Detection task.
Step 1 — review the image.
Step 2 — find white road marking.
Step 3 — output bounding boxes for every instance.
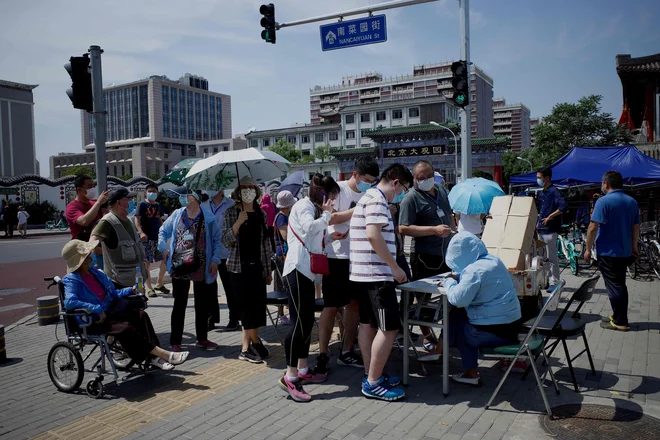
[0,303,32,312]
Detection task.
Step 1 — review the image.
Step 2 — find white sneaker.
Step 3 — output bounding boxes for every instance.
[451,373,481,386]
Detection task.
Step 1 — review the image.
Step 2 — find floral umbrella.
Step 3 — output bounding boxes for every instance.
[161,158,201,185]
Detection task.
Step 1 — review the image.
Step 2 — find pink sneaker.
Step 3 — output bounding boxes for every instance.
[195,340,219,350]
[171,345,181,352]
[278,376,312,402]
[298,370,327,384]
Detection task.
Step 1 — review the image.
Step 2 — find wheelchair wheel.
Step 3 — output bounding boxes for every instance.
[48,342,84,393]
[107,338,135,370]
[86,379,104,399]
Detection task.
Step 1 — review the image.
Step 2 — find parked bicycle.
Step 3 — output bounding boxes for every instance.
[628,221,660,280]
[557,217,594,276]
[45,218,69,231]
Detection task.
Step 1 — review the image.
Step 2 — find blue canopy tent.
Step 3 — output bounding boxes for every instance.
[510,146,660,188]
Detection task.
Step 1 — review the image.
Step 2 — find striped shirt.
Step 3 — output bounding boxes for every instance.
[349,188,396,282]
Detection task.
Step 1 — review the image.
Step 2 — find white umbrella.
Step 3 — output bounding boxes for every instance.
[184,148,291,190]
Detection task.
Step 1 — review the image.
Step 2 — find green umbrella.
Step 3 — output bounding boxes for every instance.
[161,158,201,185]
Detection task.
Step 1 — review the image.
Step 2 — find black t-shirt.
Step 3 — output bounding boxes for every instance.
[239,211,261,264]
[137,201,163,240]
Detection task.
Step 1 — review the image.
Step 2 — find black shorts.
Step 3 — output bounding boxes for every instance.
[322,258,357,308]
[231,262,267,330]
[357,281,401,332]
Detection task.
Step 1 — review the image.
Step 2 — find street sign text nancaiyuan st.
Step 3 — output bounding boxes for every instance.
[320,15,387,51]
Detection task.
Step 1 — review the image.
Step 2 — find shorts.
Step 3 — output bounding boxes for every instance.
[142,240,163,263]
[321,258,357,308]
[357,281,401,332]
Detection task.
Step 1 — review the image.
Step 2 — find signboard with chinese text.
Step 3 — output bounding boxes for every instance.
[320,15,387,51]
[383,145,444,159]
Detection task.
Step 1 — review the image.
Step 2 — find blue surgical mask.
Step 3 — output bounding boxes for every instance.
[179,195,189,207]
[357,180,372,193]
[146,192,158,201]
[205,190,219,199]
[392,190,405,204]
[128,200,135,214]
[537,178,545,187]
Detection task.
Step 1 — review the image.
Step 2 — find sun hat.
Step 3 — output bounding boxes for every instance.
[276,190,297,209]
[62,239,100,273]
[239,176,258,187]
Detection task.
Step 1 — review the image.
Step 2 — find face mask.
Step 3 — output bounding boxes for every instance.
[127,200,135,214]
[416,177,435,192]
[392,190,405,205]
[241,188,257,204]
[205,190,219,199]
[146,192,158,201]
[179,195,189,207]
[537,178,545,187]
[357,180,372,193]
[85,187,97,199]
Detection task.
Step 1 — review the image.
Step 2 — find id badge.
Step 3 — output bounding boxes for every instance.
[183,231,194,242]
[436,207,446,220]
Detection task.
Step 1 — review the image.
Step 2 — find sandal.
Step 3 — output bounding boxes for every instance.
[168,351,190,365]
[451,373,482,386]
[151,357,175,371]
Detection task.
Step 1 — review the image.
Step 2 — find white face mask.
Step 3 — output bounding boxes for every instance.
[416,177,435,192]
[241,188,257,204]
[85,187,97,199]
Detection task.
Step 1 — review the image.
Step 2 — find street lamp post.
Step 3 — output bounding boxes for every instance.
[430,121,459,183]
[516,156,533,173]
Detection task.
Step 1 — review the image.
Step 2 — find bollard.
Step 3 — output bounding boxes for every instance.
[0,325,6,363]
[37,296,60,326]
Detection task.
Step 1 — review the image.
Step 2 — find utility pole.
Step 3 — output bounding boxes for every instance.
[459,0,471,182]
[89,45,107,191]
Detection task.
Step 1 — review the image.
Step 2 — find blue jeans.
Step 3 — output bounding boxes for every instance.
[447,308,518,370]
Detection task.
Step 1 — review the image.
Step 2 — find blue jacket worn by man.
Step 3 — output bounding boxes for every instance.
[537,185,568,233]
[442,232,521,326]
[63,267,134,325]
[157,206,223,284]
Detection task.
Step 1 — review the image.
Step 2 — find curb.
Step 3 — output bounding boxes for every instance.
[2,230,70,239]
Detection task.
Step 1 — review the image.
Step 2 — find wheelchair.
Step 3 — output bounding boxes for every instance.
[45,276,150,398]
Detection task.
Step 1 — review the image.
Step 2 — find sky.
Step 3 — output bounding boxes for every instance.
[1,0,659,176]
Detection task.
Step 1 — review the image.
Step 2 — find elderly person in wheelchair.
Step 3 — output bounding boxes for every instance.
[62,239,190,370]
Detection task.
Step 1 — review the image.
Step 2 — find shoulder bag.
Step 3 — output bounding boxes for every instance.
[289,224,329,276]
[171,216,204,276]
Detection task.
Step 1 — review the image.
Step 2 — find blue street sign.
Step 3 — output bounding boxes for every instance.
[320,15,387,51]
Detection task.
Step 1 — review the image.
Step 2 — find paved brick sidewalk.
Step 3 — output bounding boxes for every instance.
[1,272,659,440]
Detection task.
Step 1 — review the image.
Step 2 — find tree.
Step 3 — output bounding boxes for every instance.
[148,173,162,181]
[119,174,133,181]
[298,155,315,164]
[503,95,632,179]
[314,145,331,163]
[61,166,95,178]
[269,139,301,163]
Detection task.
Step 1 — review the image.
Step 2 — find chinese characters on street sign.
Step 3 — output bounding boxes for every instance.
[384,145,445,158]
[320,15,387,51]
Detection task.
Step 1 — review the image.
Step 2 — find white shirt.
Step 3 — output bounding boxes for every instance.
[282,197,331,281]
[18,211,30,225]
[349,188,396,282]
[457,213,483,235]
[326,180,364,259]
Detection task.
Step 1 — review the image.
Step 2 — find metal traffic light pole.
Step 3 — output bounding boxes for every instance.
[459,0,471,181]
[88,45,107,191]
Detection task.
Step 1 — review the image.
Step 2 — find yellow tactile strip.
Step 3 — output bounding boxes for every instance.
[31,327,323,440]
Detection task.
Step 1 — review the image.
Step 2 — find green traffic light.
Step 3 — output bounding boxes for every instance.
[455,94,465,104]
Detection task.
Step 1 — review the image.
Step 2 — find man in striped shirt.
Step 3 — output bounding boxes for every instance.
[350,163,413,401]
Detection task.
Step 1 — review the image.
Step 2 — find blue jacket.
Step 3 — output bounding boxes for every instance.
[63,268,134,325]
[442,232,521,325]
[158,206,222,284]
[537,185,568,233]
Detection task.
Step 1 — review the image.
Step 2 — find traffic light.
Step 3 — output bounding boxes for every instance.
[450,60,469,108]
[64,55,93,112]
[260,3,276,44]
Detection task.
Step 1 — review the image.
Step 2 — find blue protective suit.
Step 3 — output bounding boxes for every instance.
[442,232,521,325]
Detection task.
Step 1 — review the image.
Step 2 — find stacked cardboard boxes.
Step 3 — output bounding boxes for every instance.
[482,196,539,270]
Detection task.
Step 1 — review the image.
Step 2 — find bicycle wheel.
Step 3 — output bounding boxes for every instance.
[636,242,654,273]
[556,238,570,268]
[45,222,54,231]
[58,222,69,231]
[566,242,578,275]
[648,242,660,279]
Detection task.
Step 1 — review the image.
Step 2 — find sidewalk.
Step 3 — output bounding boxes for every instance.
[0,272,659,440]
[1,227,71,238]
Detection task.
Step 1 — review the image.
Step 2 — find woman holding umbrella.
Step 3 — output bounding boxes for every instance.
[223,176,274,363]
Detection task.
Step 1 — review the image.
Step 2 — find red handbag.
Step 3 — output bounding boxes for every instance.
[289,225,330,276]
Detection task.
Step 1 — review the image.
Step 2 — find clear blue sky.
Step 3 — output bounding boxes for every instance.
[1,0,658,176]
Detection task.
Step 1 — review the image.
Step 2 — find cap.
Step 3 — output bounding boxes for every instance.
[168,186,202,202]
[107,187,136,205]
[276,190,297,209]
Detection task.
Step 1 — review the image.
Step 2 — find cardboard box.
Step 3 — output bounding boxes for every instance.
[487,247,526,271]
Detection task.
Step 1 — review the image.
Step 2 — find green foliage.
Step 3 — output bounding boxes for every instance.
[25,201,58,224]
[157,190,181,214]
[269,139,301,163]
[119,174,133,181]
[148,173,161,181]
[503,95,633,179]
[61,166,95,178]
[314,145,331,163]
[298,155,316,164]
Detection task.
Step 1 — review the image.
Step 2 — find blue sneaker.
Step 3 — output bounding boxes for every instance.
[362,376,405,401]
[547,284,558,293]
[363,373,401,387]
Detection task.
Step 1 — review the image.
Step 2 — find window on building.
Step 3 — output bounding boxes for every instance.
[392,109,403,119]
[329,132,339,141]
[164,153,168,159]
[275,137,282,143]
[250,139,258,148]
[164,164,169,173]
[376,111,387,121]
[315,133,324,142]
[308,172,315,180]
[287,135,297,144]
[324,171,331,177]
[263,138,271,147]
[204,148,208,155]
[361,130,369,137]
[346,130,355,139]
[361,144,371,148]
[301,135,310,143]
[409,107,420,118]
[213,147,219,153]
[345,114,355,124]
[360,113,371,123]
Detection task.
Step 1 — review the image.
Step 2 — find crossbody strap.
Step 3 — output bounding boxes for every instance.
[290,224,325,253]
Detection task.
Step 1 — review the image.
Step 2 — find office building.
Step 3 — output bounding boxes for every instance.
[0,80,38,178]
[310,61,494,138]
[197,135,248,157]
[492,98,531,151]
[530,117,541,148]
[50,74,232,178]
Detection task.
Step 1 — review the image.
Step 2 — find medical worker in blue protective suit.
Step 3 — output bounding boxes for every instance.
[439,232,522,386]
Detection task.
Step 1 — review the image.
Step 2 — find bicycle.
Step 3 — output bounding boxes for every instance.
[629,222,660,280]
[45,218,69,231]
[556,219,594,276]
